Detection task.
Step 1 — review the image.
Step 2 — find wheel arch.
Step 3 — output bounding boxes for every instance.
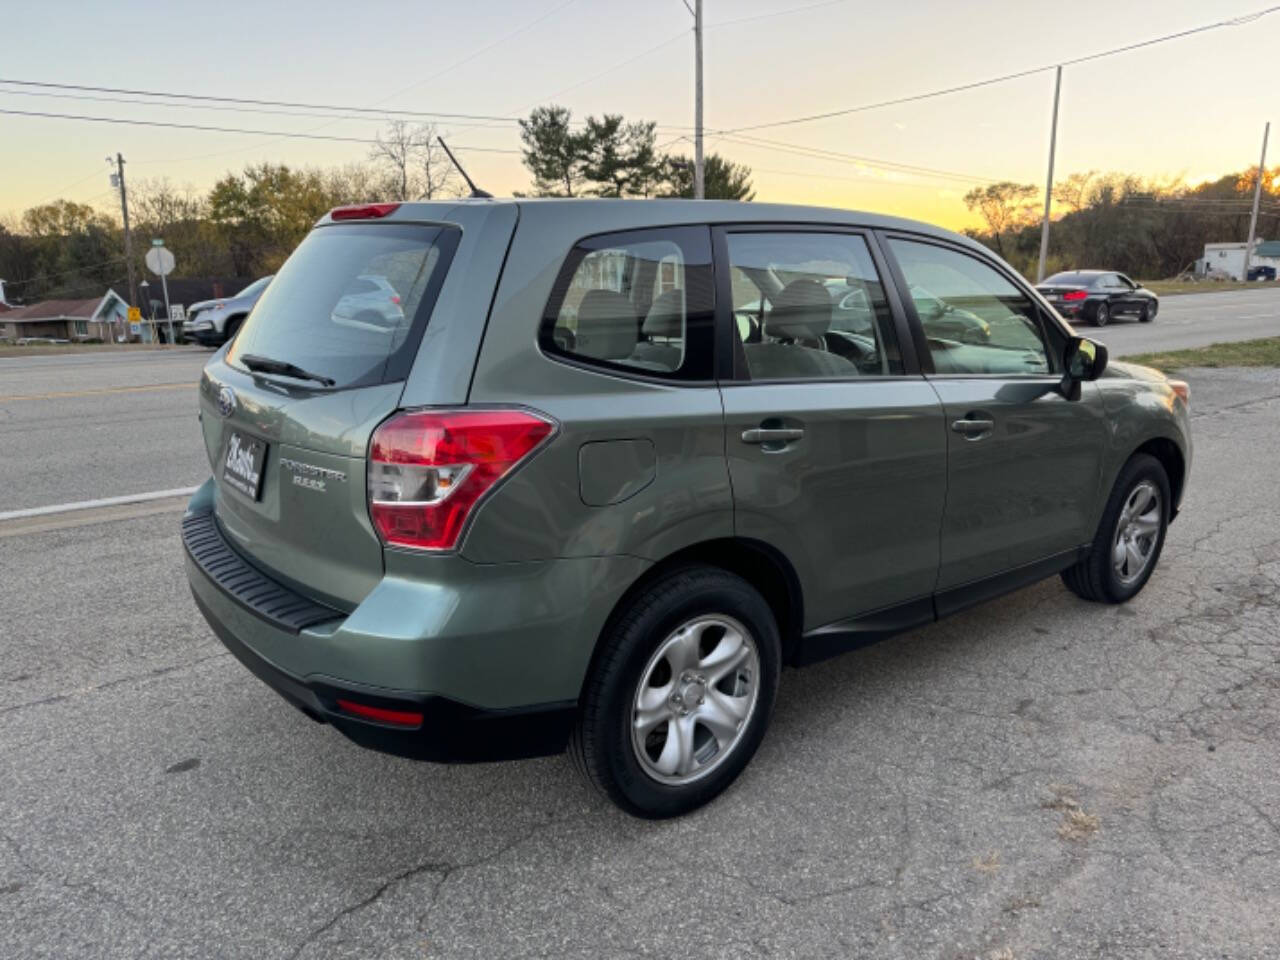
[1132,436,1186,518]
[578,537,805,702]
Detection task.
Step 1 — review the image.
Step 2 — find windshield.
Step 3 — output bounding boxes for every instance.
[235,276,273,299]
[227,223,459,389]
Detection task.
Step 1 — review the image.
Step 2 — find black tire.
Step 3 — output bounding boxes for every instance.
[1061,453,1171,604]
[570,565,781,819]
[1140,301,1156,323]
[1093,302,1110,327]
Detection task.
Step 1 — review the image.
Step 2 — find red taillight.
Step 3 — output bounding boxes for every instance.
[335,699,423,727]
[367,408,556,551]
[330,202,401,221]
[1063,290,1088,301]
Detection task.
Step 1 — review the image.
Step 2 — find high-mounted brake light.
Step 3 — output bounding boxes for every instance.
[368,408,556,551]
[330,202,401,221]
[1063,290,1088,301]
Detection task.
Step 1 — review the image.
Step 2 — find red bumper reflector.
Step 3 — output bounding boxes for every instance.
[335,698,424,727]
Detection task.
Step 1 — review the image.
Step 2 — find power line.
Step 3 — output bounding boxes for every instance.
[509,1,855,120]
[709,0,851,28]
[0,77,518,124]
[713,5,1280,134]
[369,0,581,108]
[0,87,690,137]
[0,88,523,130]
[0,108,521,152]
[27,166,109,209]
[717,133,1004,185]
[509,30,690,117]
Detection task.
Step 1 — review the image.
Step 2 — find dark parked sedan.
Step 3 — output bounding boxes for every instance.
[1037,270,1158,327]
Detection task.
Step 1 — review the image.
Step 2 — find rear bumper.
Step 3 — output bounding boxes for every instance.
[189,586,575,761]
[182,479,647,762]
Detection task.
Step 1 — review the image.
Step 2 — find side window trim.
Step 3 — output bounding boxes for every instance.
[876,230,1061,378]
[710,222,921,383]
[538,224,716,384]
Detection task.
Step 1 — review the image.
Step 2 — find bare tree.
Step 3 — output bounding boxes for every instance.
[369,120,425,200]
[131,178,207,231]
[417,125,462,200]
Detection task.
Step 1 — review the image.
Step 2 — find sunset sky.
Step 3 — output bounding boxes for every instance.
[1,0,1275,231]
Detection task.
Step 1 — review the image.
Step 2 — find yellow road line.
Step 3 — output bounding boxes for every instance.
[0,382,193,402]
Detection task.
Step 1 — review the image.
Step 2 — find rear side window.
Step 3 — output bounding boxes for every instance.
[726,231,904,380]
[228,223,459,389]
[541,226,715,380]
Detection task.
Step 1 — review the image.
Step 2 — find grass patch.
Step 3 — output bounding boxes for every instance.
[1140,280,1276,297]
[1123,337,1280,372]
[1057,808,1101,842]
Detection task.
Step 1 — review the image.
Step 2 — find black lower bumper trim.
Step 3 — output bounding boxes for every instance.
[191,589,576,763]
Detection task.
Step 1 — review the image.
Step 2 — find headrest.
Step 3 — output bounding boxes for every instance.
[764,278,832,341]
[643,289,685,339]
[575,289,638,360]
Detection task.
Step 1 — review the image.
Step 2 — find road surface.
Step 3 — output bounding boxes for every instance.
[1090,286,1280,356]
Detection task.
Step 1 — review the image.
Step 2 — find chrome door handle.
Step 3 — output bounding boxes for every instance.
[950,418,994,436]
[741,427,805,444]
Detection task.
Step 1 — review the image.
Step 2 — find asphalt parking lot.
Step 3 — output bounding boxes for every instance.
[2,301,1279,958]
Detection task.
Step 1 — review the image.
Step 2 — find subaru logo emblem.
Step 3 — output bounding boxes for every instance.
[216,385,236,418]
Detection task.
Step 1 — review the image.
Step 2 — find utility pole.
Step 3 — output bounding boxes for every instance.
[1036,65,1063,283]
[694,0,704,199]
[1242,121,1270,281]
[111,153,138,308]
[686,0,706,199]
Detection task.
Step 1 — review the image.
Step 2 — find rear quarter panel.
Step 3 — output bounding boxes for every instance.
[460,203,734,564]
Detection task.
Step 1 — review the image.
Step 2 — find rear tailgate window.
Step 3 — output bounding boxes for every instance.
[227,222,460,389]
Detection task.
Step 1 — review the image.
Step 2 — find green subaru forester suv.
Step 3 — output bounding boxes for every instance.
[185,199,1191,818]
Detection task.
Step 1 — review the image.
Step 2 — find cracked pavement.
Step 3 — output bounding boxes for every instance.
[2,366,1278,959]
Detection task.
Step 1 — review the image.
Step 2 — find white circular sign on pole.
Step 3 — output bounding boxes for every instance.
[145,246,175,276]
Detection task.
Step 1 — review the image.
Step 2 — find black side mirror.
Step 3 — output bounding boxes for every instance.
[1060,336,1108,401]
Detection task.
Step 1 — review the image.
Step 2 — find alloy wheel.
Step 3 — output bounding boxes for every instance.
[1113,480,1162,585]
[631,615,760,786]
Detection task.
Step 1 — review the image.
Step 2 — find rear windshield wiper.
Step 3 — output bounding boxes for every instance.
[239,353,336,387]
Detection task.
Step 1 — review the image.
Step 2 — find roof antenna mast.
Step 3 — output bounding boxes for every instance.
[437,138,493,199]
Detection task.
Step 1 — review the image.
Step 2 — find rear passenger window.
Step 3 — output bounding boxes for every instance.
[541,227,715,380]
[727,231,903,380]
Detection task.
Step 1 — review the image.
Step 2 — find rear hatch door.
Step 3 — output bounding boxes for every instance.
[198,217,463,609]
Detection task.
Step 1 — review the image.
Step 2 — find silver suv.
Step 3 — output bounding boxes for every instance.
[185,276,272,346]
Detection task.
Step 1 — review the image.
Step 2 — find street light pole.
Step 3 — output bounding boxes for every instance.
[694,0,704,199]
[1242,121,1270,281]
[1036,65,1063,283]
